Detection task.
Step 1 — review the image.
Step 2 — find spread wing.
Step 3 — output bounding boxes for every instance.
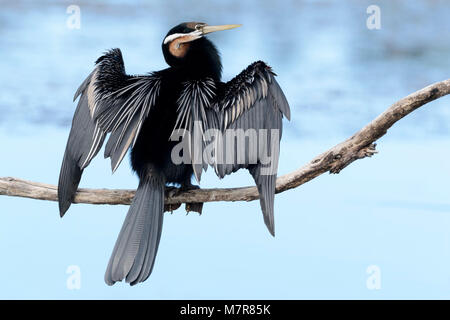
[167,61,289,235]
[212,61,290,235]
[212,61,290,175]
[58,48,161,216]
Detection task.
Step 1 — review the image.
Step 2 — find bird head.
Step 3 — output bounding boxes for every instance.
[162,22,240,74]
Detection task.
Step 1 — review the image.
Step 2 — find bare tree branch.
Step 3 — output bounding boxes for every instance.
[1,79,449,208]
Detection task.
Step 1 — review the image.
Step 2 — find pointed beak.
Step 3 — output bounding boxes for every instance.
[163,24,241,45]
[201,24,241,35]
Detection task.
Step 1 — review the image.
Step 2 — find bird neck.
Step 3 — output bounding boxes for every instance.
[183,56,222,81]
[185,38,222,81]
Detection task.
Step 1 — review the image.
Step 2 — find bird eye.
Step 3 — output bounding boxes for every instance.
[195,24,204,31]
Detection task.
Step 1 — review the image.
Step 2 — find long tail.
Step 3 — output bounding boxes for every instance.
[104,175,165,286]
[249,164,276,237]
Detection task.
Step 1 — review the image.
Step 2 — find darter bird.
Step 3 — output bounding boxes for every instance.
[58,22,290,286]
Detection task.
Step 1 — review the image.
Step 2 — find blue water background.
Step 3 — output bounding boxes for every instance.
[1,0,450,298]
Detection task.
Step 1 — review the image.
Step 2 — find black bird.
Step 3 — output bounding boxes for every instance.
[58,22,290,286]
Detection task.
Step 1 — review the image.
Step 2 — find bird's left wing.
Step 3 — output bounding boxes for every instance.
[58,48,161,215]
[213,61,290,175]
[211,61,290,235]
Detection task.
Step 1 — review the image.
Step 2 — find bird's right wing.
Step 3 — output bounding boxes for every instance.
[58,48,161,216]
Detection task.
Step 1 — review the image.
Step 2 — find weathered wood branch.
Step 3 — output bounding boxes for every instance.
[1,79,449,208]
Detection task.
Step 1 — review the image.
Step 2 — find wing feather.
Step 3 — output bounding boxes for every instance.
[211,61,290,174]
[58,48,161,215]
[210,61,290,235]
[172,78,217,182]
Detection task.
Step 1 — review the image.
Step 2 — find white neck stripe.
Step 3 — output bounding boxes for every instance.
[163,33,185,44]
[163,30,203,44]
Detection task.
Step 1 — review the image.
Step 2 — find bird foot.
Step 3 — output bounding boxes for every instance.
[164,184,203,215]
[181,184,203,215]
[165,183,199,197]
[181,183,200,191]
[165,186,181,198]
[186,202,204,215]
[164,202,181,213]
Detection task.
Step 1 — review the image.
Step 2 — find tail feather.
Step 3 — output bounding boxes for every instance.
[58,152,83,217]
[249,164,276,236]
[105,176,164,286]
[128,187,164,284]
